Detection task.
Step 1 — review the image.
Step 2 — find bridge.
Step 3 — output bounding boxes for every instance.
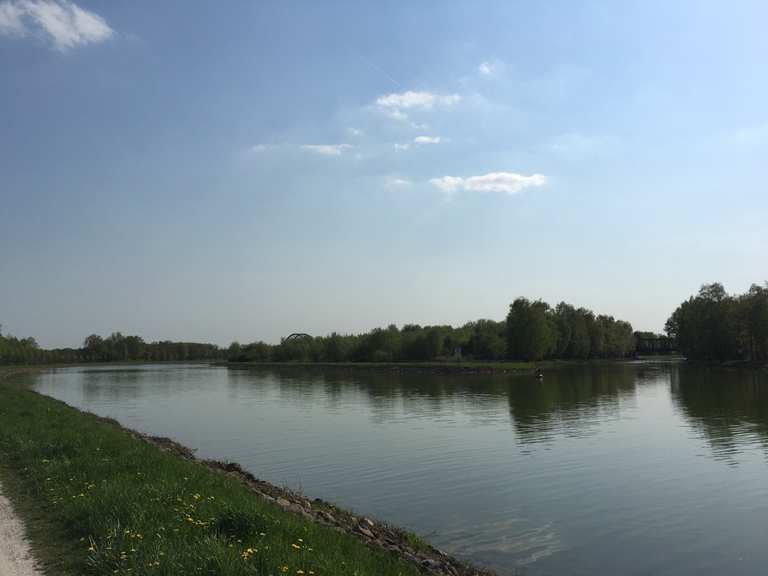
[283,333,312,342]
[635,334,677,354]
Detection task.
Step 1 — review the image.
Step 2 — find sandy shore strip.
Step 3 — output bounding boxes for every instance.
[0,484,41,576]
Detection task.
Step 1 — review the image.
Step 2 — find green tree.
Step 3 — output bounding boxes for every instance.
[506,298,556,361]
[467,320,506,360]
[666,283,738,362]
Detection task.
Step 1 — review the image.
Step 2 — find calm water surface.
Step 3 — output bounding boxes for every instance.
[30,363,768,575]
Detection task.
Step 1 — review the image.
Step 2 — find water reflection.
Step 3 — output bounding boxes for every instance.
[506,365,638,445]
[672,366,768,462]
[28,362,768,576]
[226,365,644,447]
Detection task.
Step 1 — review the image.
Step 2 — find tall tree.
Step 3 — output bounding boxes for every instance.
[506,298,556,361]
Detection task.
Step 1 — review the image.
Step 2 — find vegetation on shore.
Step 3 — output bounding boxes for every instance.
[230,298,638,364]
[666,282,768,363]
[6,282,767,368]
[0,328,225,365]
[0,380,432,576]
[1,297,647,368]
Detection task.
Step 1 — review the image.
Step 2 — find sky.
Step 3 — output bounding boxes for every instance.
[1,0,767,348]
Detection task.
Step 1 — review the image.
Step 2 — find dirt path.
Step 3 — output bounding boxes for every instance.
[0,484,41,576]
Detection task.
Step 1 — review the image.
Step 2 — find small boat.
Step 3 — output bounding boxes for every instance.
[534,369,544,380]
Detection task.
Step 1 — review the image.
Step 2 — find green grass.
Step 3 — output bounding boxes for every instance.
[0,382,422,576]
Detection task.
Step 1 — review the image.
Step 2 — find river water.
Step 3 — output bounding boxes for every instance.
[28,362,768,575]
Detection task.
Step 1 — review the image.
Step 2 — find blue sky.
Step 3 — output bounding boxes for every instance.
[1,1,767,348]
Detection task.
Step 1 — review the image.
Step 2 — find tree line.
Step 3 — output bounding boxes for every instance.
[0,328,224,365]
[229,298,637,363]
[665,282,768,363]
[0,327,44,364]
[7,283,767,367]
[8,291,707,366]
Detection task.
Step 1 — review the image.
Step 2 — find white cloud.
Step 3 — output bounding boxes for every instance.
[385,108,408,121]
[0,2,24,34]
[0,0,112,50]
[301,144,353,156]
[375,91,458,126]
[413,135,441,145]
[248,144,277,153]
[347,127,363,137]
[249,143,357,156]
[476,59,507,79]
[375,90,461,111]
[430,176,465,193]
[377,91,431,109]
[439,94,461,106]
[394,135,441,151]
[385,178,411,189]
[429,172,547,195]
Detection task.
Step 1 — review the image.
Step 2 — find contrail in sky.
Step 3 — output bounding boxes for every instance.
[354,52,402,89]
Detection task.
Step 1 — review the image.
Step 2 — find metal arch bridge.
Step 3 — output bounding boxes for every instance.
[284,333,312,342]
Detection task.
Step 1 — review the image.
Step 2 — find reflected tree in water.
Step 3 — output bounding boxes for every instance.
[671,366,768,460]
[507,366,637,444]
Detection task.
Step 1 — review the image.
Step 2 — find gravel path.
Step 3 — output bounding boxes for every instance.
[0,484,41,576]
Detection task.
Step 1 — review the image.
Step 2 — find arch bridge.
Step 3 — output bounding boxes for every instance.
[284,333,312,342]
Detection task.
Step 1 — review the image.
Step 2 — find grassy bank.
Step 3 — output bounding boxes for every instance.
[0,381,431,576]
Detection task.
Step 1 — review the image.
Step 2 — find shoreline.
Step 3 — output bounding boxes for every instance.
[221,356,686,375]
[0,355,695,379]
[222,360,535,374]
[144,434,490,576]
[0,370,495,576]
